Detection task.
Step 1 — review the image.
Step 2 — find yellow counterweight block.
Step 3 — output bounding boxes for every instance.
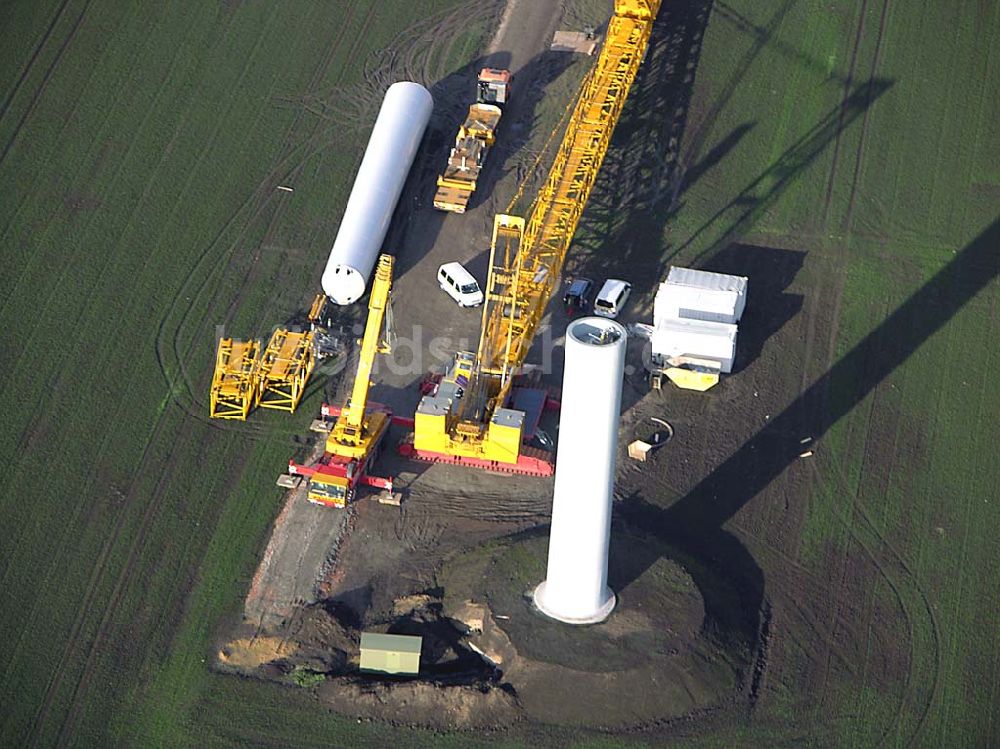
[256,328,316,413]
[209,338,261,420]
[664,367,720,392]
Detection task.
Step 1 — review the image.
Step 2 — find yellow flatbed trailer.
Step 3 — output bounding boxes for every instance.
[434,103,502,213]
[434,69,510,213]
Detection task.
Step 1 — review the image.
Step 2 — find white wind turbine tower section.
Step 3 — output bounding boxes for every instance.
[321,81,433,305]
[534,316,627,624]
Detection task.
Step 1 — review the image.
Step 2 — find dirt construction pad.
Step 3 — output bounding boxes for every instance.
[224,0,781,734]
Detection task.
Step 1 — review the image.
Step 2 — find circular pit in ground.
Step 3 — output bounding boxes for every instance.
[439,524,753,727]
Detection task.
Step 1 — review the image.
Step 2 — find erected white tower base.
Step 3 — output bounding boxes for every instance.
[534,317,627,624]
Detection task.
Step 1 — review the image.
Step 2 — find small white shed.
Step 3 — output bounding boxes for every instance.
[359,632,422,675]
[651,317,739,373]
[654,267,748,326]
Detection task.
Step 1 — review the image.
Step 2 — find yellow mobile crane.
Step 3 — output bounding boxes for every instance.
[288,254,398,507]
[407,0,661,472]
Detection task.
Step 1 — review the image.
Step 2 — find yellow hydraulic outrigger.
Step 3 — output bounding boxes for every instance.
[412,0,661,468]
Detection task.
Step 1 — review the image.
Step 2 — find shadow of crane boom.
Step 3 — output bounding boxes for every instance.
[614,219,1000,697]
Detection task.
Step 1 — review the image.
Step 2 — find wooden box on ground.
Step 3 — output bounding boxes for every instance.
[628,440,654,461]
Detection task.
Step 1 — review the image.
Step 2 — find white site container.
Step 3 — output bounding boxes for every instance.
[533,317,626,624]
[321,81,433,304]
[653,266,748,326]
[651,317,738,373]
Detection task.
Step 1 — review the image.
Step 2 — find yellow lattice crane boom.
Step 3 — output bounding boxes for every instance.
[412,0,661,469]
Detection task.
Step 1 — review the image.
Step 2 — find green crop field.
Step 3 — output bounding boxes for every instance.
[643,0,999,746]
[0,0,494,746]
[1,0,997,747]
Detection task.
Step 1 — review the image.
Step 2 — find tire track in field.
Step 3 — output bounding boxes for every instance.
[812,413,942,748]
[819,0,869,230]
[319,1,503,132]
[825,12,923,745]
[51,413,217,748]
[0,0,74,124]
[49,4,376,743]
[813,105,865,735]
[843,0,892,233]
[0,0,93,170]
[0,5,180,696]
[202,1,383,361]
[23,3,325,743]
[0,0,165,411]
[404,1,504,87]
[409,482,552,525]
[814,5,911,739]
[18,0,327,737]
[23,409,174,749]
[812,0,875,706]
[0,0,144,322]
[214,2,379,330]
[813,392,906,714]
[24,38,257,749]
[20,10,227,744]
[155,2,375,421]
[730,523,860,663]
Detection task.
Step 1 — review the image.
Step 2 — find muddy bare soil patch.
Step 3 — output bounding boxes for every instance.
[437,528,750,729]
[218,513,753,732]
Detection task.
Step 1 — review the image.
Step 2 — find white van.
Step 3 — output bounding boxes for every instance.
[593,278,631,319]
[438,262,484,307]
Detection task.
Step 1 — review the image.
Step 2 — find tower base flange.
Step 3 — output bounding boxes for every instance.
[532,581,616,625]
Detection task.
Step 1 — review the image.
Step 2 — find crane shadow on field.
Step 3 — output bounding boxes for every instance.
[678,77,893,266]
[611,216,1000,703]
[577,72,893,417]
[565,2,890,306]
[564,0,722,292]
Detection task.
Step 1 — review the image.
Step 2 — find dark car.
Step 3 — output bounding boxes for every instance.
[528,428,554,451]
[562,277,594,313]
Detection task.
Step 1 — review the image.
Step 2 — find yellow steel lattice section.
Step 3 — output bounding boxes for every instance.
[209,338,260,420]
[256,328,316,413]
[478,0,661,398]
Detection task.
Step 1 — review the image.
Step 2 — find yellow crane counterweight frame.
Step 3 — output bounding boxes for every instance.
[413,0,661,463]
[209,338,261,420]
[256,328,317,412]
